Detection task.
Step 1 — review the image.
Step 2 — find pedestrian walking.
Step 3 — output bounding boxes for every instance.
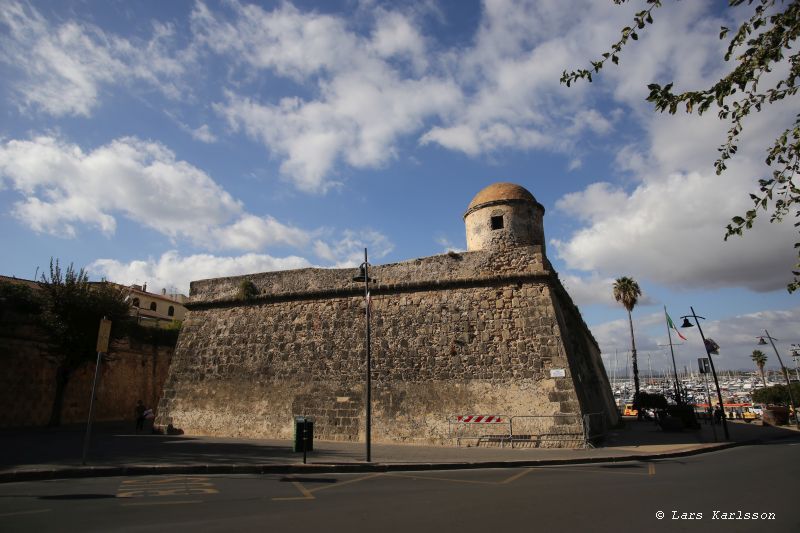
[714,405,723,425]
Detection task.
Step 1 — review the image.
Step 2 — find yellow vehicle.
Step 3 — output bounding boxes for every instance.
[623,404,638,417]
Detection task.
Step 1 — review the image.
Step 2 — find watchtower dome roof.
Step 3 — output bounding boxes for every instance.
[465,182,541,216]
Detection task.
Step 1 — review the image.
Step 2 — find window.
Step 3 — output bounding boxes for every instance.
[132,298,140,308]
[168,306,175,317]
[491,215,504,230]
[149,302,157,312]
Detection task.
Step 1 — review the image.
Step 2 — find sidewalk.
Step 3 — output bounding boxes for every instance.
[1,418,797,483]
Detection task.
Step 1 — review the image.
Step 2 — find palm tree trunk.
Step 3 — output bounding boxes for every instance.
[759,366,767,388]
[627,309,641,420]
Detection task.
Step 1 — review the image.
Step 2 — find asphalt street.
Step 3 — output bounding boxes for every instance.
[1,437,798,533]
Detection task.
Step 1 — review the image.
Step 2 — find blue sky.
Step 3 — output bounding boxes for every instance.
[1,0,798,372]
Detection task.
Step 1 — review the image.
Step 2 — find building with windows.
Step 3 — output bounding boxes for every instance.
[126,284,188,327]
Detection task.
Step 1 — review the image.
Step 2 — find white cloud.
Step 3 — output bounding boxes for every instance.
[312,229,394,268]
[370,9,428,72]
[557,273,617,307]
[435,235,465,254]
[208,214,311,252]
[188,124,217,144]
[0,135,319,254]
[215,74,460,193]
[552,169,797,292]
[0,0,188,117]
[89,250,311,295]
[193,1,461,192]
[0,134,395,266]
[0,136,241,241]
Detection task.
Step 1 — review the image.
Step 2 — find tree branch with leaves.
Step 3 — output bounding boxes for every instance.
[562,0,800,292]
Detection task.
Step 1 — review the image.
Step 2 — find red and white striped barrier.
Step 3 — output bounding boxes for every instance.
[456,415,504,423]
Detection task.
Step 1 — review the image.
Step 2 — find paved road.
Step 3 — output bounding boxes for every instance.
[1,437,798,532]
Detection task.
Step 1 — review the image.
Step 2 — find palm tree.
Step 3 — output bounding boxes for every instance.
[751,349,768,388]
[613,276,642,419]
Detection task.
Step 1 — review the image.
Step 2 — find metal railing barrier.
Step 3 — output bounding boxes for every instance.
[447,415,511,447]
[509,415,586,448]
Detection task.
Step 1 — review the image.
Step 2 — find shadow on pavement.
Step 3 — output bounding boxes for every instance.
[0,421,351,469]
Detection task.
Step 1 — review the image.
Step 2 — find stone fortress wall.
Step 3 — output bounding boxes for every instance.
[156,184,619,445]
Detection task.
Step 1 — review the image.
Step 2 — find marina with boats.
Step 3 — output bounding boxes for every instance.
[608,350,800,420]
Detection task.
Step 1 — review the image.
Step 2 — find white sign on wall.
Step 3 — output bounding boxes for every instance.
[550,368,566,378]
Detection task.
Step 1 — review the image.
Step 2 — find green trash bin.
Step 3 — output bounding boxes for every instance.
[293,416,314,452]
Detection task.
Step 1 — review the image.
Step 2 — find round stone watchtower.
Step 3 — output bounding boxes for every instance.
[464,182,545,252]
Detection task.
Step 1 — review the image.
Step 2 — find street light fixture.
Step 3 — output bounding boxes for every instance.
[756,331,799,428]
[681,307,730,440]
[352,248,375,462]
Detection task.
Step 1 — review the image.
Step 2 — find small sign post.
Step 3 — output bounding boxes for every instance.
[82,317,111,465]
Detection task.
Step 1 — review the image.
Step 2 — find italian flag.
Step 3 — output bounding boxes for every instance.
[666,312,687,341]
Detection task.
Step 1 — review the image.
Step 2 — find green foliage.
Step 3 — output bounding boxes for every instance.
[635,391,668,409]
[237,280,259,300]
[613,276,641,312]
[666,403,700,429]
[0,280,42,315]
[562,0,800,292]
[38,259,130,371]
[752,382,800,405]
[116,320,181,348]
[751,349,768,385]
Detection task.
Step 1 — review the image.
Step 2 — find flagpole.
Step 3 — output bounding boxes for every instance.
[664,306,683,405]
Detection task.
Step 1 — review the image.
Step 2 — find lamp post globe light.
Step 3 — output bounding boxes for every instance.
[756,331,799,429]
[352,248,375,462]
[680,307,730,441]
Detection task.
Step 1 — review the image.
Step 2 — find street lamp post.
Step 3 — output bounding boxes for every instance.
[681,307,729,440]
[790,344,800,383]
[352,248,374,462]
[757,331,799,428]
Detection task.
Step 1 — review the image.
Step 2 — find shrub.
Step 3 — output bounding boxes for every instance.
[237,280,259,300]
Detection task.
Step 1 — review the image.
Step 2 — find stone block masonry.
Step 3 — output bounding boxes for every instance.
[156,246,619,445]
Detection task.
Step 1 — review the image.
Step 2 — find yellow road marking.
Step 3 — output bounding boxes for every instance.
[0,508,51,517]
[535,465,651,476]
[386,472,495,485]
[117,476,218,498]
[272,481,316,501]
[500,468,535,484]
[308,473,383,494]
[121,500,203,507]
[120,476,209,484]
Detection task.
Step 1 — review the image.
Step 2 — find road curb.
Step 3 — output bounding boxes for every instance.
[0,440,754,484]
